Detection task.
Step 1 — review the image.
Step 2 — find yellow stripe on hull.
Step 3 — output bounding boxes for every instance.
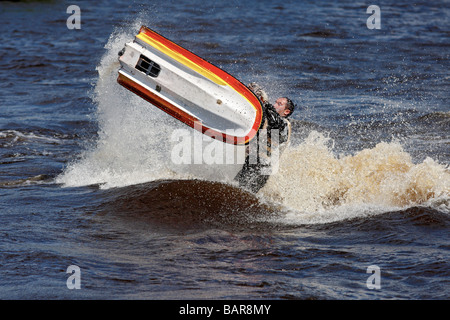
[136,33,228,86]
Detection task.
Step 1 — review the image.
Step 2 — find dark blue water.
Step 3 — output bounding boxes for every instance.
[0,0,449,300]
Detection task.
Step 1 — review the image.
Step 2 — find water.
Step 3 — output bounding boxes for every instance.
[0,0,449,300]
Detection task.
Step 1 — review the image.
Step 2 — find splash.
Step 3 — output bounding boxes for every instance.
[260,131,450,223]
[56,22,178,188]
[56,23,243,189]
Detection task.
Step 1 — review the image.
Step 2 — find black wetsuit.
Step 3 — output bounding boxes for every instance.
[234,103,290,193]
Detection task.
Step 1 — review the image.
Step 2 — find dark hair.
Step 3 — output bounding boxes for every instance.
[284,97,295,118]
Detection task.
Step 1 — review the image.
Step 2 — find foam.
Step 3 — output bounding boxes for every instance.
[260,131,449,224]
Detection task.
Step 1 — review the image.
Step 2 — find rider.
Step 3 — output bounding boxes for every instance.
[234,83,295,193]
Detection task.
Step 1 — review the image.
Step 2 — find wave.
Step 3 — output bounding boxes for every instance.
[94,178,449,230]
[0,174,52,187]
[96,179,279,231]
[260,131,449,224]
[56,24,449,225]
[417,111,450,125]
[0,129,65,147]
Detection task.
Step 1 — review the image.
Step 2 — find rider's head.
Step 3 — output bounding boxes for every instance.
[274,97,295,118]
